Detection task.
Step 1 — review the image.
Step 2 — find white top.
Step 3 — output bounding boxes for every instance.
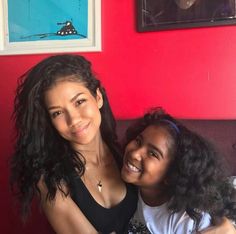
[127,193,211,234]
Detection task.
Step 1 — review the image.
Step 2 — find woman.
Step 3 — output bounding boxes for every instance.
[10,54,137,234]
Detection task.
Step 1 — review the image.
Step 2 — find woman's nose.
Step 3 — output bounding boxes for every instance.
[67,109,81,127]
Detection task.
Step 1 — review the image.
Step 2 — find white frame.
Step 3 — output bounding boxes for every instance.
[0,0,101,55]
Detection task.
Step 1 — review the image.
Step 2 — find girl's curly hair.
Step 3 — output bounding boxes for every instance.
[10,54,121,218]
[125,107,236,230]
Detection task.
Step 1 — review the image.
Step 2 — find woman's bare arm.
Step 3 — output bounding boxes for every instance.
[38,179,99,234]
[200,218,236,234]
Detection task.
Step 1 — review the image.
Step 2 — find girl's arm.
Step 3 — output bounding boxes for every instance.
[200,218,236,234]
[38,179,99,234]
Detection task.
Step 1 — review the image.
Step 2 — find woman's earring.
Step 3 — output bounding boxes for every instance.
[98,101,103,109]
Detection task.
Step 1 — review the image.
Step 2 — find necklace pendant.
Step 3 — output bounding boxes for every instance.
[97,180,102,192]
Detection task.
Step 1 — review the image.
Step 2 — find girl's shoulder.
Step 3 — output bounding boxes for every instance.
[172,211,211,233]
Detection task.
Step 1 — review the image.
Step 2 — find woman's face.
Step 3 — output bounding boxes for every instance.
[121,125,173,188]
[44,80,103,149]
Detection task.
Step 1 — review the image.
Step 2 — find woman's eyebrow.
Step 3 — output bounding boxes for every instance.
[48,105,60,111]
[70,92,83,102]
[47,92,84,110]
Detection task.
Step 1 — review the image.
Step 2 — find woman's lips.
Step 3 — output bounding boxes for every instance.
[72,123,90,136]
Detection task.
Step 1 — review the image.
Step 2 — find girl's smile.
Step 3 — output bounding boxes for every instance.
[124,159,142,173]
[121,125,173,188]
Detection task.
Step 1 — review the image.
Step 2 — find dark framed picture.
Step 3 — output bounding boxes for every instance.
[137,0,236,32]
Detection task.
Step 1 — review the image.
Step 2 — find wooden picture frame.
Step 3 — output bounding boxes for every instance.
[0,0,101,55]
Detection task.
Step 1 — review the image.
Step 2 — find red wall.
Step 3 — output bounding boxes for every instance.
[1,1,236,233]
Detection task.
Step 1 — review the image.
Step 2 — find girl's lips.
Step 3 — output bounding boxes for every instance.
[125,160,142,173]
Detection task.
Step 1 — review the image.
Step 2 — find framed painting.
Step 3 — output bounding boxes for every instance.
[0,0,101,55]
[137,0,236,32]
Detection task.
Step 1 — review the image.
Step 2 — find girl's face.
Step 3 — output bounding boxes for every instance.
[44,80,103,150]
[121,125,173,188]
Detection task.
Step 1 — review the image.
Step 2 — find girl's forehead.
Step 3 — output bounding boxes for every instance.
[141,125,170,144]
[142,125,173,147]
[142,125,168,136]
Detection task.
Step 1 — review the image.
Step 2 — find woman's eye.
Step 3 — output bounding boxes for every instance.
[75,99,86,106]
[51,111,62,119]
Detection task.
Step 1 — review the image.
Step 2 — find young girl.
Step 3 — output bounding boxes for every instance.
[121,107,236,234]
[10,54,137,234]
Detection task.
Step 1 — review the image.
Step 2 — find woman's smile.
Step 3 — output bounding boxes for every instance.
[71,122,90,137]
[44,80,103,147]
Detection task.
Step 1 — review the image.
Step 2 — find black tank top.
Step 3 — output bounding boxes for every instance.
[70,177,137,234]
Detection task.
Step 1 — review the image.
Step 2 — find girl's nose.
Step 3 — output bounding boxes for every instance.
[131,147,144,161]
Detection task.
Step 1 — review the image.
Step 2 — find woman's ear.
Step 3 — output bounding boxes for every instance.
[96,88,103,109]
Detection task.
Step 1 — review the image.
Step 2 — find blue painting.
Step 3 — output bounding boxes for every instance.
[8,0,88,42]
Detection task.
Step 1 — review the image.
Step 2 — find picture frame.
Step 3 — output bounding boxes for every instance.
[0,0,101,55]
[137,0,236,32]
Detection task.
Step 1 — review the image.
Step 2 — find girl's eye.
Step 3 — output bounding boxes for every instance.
[75,99,86,106]
[135,137,141,146]
[149,150,160,160]
[51,111,62,119]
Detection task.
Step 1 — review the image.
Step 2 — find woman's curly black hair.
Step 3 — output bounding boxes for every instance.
[10,54,121,218]
[125,107,236,231]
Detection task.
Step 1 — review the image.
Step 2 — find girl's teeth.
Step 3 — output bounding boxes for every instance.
[127,161,141,172]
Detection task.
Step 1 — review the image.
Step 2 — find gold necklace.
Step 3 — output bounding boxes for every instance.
[97,180,102,192]
[84,164,104,192]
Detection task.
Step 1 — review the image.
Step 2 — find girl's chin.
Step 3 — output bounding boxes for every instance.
[121,169,137,184]
[121,169,130,182]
